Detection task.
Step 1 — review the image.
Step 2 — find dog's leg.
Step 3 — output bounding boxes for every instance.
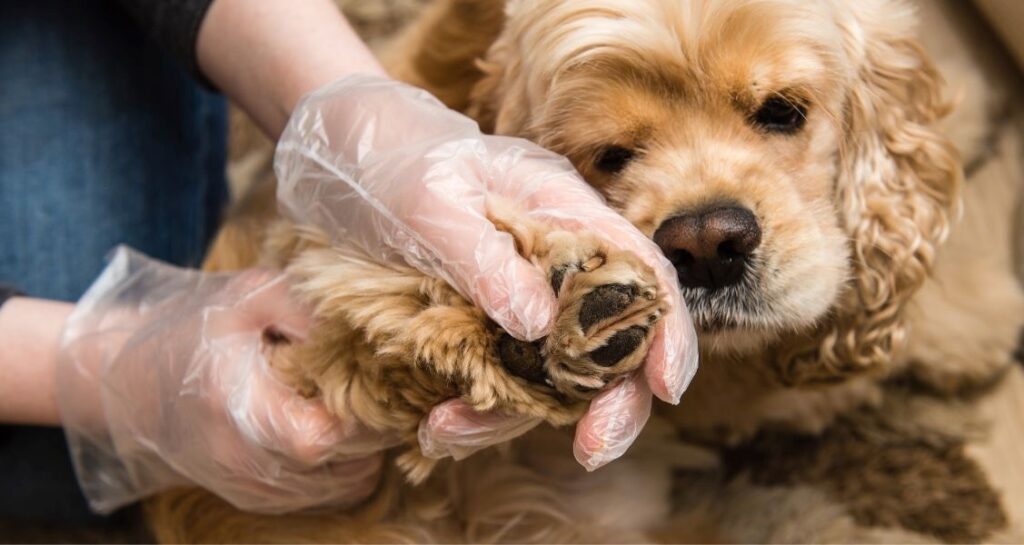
[902,117,1024,393]
[268,206,663,483]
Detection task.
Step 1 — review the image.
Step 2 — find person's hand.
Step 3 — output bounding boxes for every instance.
[275,75,700,470]
[57,247,396,514]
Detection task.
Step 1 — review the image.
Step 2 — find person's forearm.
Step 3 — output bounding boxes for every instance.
[196,0,387,139]
[0,297,74,426]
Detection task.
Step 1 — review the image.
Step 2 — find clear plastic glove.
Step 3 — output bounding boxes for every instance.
[275,75,700,470]
[57,247,395,515]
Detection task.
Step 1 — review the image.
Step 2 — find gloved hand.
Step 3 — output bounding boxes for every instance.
[58,247,398,514]
[275,75,700,470]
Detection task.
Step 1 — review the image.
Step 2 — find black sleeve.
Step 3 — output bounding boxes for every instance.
[114,0,217,85]
[0,283,21,310]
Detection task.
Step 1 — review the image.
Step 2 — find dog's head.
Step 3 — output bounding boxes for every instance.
[461,0,961,383]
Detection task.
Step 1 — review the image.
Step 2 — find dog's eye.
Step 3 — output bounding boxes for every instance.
[595,146,636,174]
[751,97,807,134]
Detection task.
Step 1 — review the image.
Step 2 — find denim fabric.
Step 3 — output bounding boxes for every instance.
[0,0,228,524]
[0,0,228,301]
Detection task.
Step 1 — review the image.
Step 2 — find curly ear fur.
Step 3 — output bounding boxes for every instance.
[777,2,962,384]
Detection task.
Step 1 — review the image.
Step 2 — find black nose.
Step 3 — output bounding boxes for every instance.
[653,206,762,290]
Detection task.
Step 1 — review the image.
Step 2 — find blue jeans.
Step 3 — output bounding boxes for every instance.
[0,0,228,525]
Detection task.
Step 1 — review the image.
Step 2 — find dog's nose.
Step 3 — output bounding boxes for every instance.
[653,206,761,290]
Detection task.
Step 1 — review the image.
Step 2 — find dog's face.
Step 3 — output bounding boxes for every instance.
[471,0,960,380]
[531,1,852,347]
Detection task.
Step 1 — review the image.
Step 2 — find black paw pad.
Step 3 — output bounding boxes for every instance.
[579,284,638,330]
[496,332,548,384]
[589,326,647,366]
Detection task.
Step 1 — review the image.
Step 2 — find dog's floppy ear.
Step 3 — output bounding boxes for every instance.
[779,1,962,384]
[385,0,506,114]
[466,21,523,133]
[467,0,552,136]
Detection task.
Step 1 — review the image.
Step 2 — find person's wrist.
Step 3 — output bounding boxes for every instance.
[275,6,390,122]
[0,296,75,426]
[195,0,390,138]
[279,70,392,133]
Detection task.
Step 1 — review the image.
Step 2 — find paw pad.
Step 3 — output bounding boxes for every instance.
[579,283,640,330]
[589,325,649,366]
[496,332,548,385]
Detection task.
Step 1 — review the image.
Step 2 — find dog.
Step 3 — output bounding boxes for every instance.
[146,0,1024,542]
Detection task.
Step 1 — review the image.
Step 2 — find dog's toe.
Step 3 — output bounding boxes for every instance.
[496,332,549,385]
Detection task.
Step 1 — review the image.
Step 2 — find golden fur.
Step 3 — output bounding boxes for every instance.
[147,0,1024,542]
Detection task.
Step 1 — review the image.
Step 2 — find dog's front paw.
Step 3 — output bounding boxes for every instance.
[495,231,664,400]
[546,240,663,399]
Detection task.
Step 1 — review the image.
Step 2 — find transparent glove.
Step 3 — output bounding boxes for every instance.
[57,247,397,515]
[275,75,700,470]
